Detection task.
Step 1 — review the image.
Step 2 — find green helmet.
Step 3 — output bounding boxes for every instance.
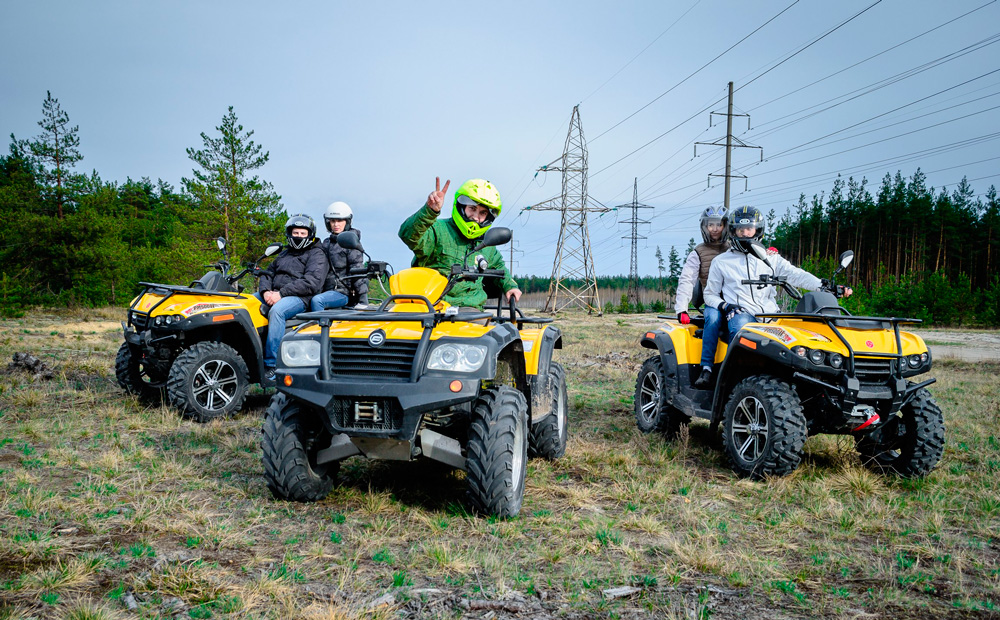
[451,179,502,239]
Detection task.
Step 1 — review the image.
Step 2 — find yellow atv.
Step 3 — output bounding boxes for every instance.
[635,244,944,480]
[117,238,282,421]
[261,228,566,518]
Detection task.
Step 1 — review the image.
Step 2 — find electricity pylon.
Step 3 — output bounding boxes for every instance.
[694,81,763,209]
[617,178,653,307]
[523,105,610,314]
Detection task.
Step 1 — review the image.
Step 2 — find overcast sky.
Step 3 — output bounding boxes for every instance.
[2,0,998,277]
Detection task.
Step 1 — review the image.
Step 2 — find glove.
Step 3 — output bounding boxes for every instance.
[678,311,691,325]
[767,247,779,256]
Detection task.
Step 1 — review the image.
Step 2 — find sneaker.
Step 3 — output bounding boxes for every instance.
[693,367,713,388]
[263,367,276,383]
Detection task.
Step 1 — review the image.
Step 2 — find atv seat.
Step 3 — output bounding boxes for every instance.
[190,271,234,292]
[685,280,707,328]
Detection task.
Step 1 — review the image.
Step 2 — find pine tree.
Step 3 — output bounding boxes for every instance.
[668,246,681,283]
[655,246,665,290]
[27,91,83,218]
[183,106,284,262]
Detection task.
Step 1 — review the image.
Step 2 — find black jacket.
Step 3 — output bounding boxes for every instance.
[258,240,328,306]
[321,228,368,304]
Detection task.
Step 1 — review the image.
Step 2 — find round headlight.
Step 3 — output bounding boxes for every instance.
[440,345,459,366]
[907,354,921,368]
[154,316,163,325]
[792,346,807,358]
[920,352,928,363]
[808,349,825,365]
[464,346,485,367]
[829,353,843,369]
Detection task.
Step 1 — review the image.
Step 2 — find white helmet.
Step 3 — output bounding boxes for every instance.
[323,201,353,232]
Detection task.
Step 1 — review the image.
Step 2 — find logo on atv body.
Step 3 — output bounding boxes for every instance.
[368,329,386,348]
[865,340,874,348]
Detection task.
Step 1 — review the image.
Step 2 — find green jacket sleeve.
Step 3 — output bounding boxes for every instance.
[398,204,441,264]
[485,247,518,292]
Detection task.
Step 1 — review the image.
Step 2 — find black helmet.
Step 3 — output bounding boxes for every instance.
[729,206,764,254]
[699,206,729,244]
[285,213,317,250]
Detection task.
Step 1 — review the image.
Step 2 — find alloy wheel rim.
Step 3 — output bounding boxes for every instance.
[638,371,661,424]
[731,396,769,462]
[191,359,239,411]
[511,414,526,494]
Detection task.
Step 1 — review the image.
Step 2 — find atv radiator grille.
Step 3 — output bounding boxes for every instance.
[330,398,404,431]
[130,312,149,331]
[854,358,894,398]
[329,339,418,380]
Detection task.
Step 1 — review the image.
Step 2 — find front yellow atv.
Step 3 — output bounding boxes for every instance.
[636,247,944,480]
[261,228,565,518]
[117,238,282,421]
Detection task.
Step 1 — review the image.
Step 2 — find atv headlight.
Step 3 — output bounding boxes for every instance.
[280,340,321,367]
[907,354,921,368]
[427,343,488,373]
[828,353,844,369]
[808,349,825,365]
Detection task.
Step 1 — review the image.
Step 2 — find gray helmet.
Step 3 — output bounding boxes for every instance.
[729,206,764,254]
[285,213,317,250]
[699,205,729,244]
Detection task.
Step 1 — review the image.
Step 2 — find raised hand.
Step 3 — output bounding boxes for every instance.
[426,177,451,213]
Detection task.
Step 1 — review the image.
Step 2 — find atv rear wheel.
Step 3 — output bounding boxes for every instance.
[262,393,338,502]
[634,355,689,438]
[855,388,944,477]
[167,342,249,422]
[529,361,568,459]
[114,342,167,404]
[466,386,528,518]
[722,376,807,480]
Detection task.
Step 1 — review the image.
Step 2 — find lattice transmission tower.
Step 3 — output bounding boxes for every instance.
[617,178,653,307]
[524,105,610,314]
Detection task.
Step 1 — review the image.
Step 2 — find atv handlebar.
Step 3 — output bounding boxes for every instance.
[740,274,803,300]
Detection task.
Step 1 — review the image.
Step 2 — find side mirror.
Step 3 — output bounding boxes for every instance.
[839,250,854,269]
[473,227,512,252]
[216,237,227,251]
[264,242,283,257]
[748,240,771,265]
[336,231,361,250]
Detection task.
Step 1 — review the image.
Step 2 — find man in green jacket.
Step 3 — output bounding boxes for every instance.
[399,177,522,309]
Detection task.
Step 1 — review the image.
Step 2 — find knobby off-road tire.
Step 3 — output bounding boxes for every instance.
[167,342,249,422]
[114,342,166,404]
[634,355,690,439]
[855,387,945,477]
[722,375,807,480]
[466,386,529,518]
[261,392,338,502]
[529,361,568,460]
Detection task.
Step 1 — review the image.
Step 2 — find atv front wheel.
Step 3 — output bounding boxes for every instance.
[466,386,529,518]
[261,393,338,502]
[167,342,249,422]
[634,355,689,438]
[114,342,167,404]
[529,361,568,459]
[855,388,944,477]
[722,376,807,479]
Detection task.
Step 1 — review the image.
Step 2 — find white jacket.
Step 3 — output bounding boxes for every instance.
[704,248,822,316]
[674,250,701,313]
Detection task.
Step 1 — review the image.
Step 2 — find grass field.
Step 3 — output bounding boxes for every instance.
[0,308,998,619]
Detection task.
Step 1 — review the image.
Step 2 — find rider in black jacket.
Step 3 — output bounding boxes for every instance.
[256,214,328,377]
[310,201,368,310]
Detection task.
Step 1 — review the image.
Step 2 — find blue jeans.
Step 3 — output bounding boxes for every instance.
[310,290,349,312]
[254,293,306,368]
[726,311,756,344]
[700,306,723,368]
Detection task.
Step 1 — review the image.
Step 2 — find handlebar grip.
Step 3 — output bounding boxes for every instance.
[483,269,506,276]
[349,267,368,275]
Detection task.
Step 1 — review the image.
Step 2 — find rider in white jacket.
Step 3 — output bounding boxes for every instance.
[701,206,836,387]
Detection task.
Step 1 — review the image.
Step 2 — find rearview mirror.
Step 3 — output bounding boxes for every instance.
[748,240,770,265]
[839,250,854,269]
[264,243,283,257]
[216,237,227,251]
[473,227,512,252]
[336,231,361,250]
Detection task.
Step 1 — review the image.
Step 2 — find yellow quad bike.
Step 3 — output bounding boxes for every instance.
[635,244,944,480]
[116,238,283,421]
[261,227,566,518]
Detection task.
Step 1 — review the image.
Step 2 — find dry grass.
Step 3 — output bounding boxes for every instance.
[0,309,997,618]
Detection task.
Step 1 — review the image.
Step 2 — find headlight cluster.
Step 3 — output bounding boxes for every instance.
[906,352,929,368]
[153,314,185,326]
[791,345,843,369]
[281,340,322,367]
[427,343,488,373]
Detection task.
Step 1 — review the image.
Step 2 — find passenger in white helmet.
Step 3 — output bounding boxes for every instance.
[311,201,369,311]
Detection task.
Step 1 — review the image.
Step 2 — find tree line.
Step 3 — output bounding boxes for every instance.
[0,93,286,316]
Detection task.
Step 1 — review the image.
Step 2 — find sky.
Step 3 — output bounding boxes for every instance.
[2,0,998,279]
